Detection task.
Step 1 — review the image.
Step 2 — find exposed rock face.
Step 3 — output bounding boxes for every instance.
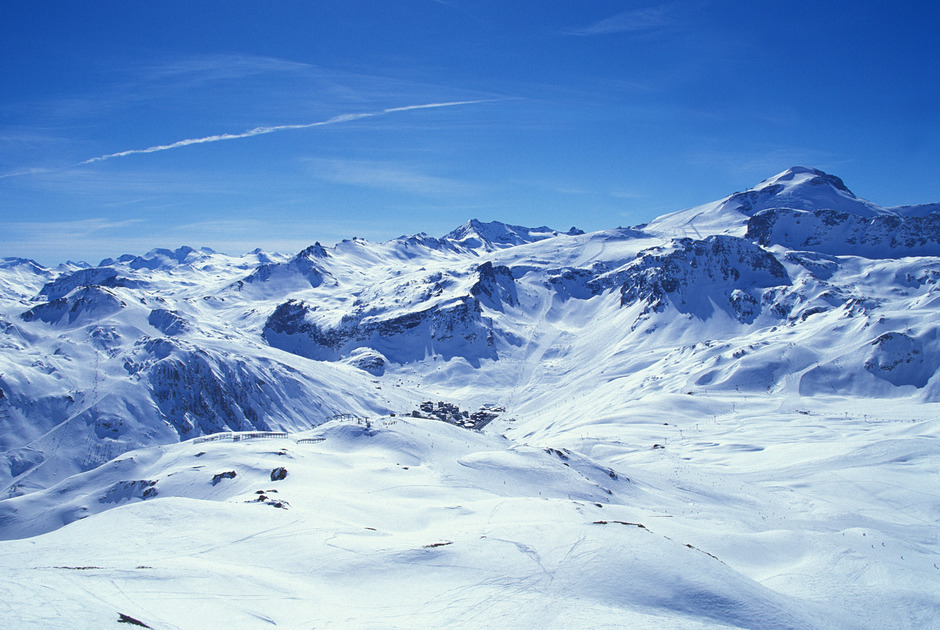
[263,262,519,366]
[864,332,932,388]
[144,347,287,438]
[21,286,126,326]
[470,262,518,311]
[211,470,237,485]
[342,348,388,376]
[148,309,188,336]
[38,268,139,301]
[445,219,581,251]
[263,295,497,365]
[387,233,464,254]
[100,246,208,270]
[619,235,789,323]
[783,251,840,280]
[99,479,157,503]
[546,263,613,300]
[235,243,331,290]
[747,208,940,258]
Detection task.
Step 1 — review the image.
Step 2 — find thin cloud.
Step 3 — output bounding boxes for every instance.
[0,167,55,179]
[2,164,234,196]
[8,217,146,237]
[567,5,676,36]
[146,53,314,81]
[1,218,146,263]
[78,99,499,165]
[308,158,478,197]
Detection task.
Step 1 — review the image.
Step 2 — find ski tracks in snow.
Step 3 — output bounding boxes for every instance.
[506,284,558,412]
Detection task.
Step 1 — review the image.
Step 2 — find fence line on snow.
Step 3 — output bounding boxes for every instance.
[192,431,288,444]
[189,414,395,446]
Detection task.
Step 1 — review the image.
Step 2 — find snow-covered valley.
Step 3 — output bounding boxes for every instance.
[0,167,938,628]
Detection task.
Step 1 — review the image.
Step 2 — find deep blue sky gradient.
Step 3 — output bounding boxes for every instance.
[2,1,938,264]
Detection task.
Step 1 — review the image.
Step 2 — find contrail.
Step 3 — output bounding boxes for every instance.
[78,99,496,165]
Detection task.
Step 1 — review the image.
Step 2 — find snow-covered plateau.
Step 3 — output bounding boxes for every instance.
[0,167,937,628]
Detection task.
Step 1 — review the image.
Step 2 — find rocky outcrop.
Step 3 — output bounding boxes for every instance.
[747,208,940,258]
[546,266,606,300]
[445,219,582,251]
[148,309,188,336]
[21,286,126,327]
[783,251,841,280]
[470,262,518,311]
[619,235,789,323]
[264,294,497,365]
[263,262,518,366]
[545,258,644,301]
[144,347,298,438]
[100,246,208,270]
[234,243,331,291]
[38,267,140,301]
[342,348,388,376]
[864,332,933,388]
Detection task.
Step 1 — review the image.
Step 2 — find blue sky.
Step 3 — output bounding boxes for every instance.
[2,1,938,264]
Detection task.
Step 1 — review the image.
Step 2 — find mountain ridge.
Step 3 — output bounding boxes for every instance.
[1,166,938,627]
[2,166,937,489]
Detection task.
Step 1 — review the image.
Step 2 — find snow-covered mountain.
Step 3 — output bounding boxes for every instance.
[445,218,584,251]
[645,166,893,237]
[1,166,938,628]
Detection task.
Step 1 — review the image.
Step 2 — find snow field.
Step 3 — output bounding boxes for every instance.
[0,417,854,629]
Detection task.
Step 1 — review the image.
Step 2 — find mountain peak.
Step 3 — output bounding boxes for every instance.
[644,167,892,239]
[444,219,573,251]
[738,166,890,218]
[753,166,852,196]
[295,242,329,260]
[0,257,47,273]
[98,246,211,270]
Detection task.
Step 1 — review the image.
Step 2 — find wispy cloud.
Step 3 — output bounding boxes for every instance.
[9,217,146,238]
[308,158,478,196]
[0,166,55,179]
[78,99,499,166]
[145,53,314,82]
[1,163,235,196]
[567,4,676,36]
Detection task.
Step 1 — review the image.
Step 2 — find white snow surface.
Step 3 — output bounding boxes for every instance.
[645,166,892,240]
[0,167,938,628]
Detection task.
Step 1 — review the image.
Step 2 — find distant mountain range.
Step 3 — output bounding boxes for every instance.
[1,166,938,628]
[2,166,939,495]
